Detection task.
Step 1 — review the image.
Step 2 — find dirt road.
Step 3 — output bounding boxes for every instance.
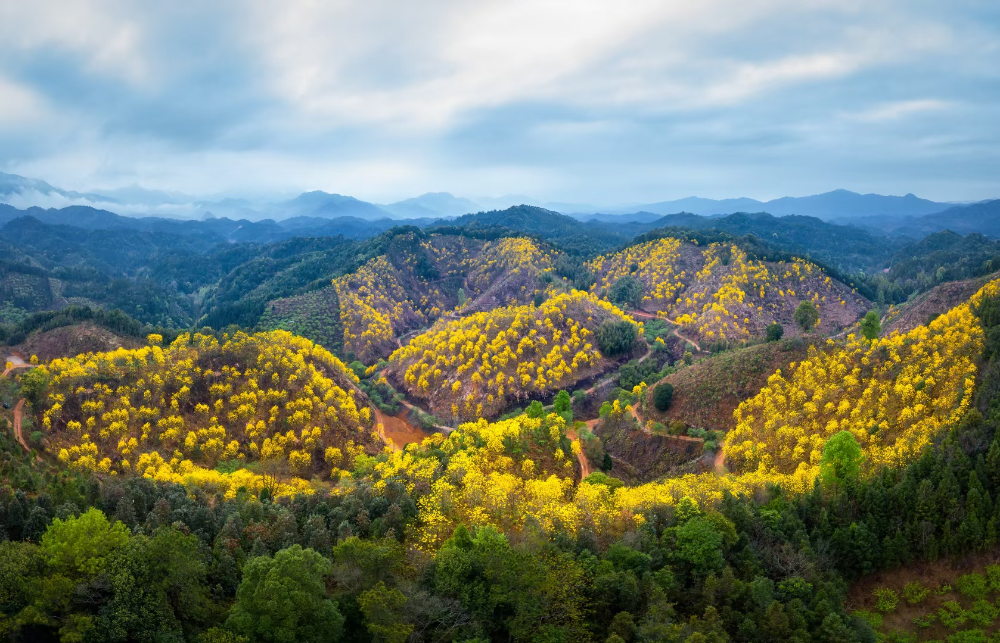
[11,399,39,461]
[566,424,592,481]
[713,447,726,475]
[395,399,454,434]
[2,354,29,377]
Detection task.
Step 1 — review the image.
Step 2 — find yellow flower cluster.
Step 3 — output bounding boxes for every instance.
[41,330,374,496]
[334,235,556,361]
[367,283,994,551]
[387,291,639,420]
[589,238,687,306]
[726,279,990,480]
[590,238,863,342]
[465,237,555,303]
[333,256,414,362]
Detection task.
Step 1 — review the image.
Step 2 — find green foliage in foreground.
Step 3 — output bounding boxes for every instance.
[2,297,1000,640]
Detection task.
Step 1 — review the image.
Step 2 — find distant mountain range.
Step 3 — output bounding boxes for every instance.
[1,171,997,235]
[583,190,955,220]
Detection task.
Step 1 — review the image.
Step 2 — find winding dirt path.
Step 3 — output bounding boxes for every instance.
[11,399,39,461]
[566,425,592,481]
[713,447,726,475]
[657,316,703,352]
[2,354,29,377]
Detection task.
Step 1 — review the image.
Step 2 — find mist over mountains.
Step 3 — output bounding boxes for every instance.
[1,170,997,240]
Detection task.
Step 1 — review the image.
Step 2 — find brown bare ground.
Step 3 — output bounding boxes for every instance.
[643,337,820,433]
[13,322,141,363]
[847,547,1000,640]
[883,272,1000,336]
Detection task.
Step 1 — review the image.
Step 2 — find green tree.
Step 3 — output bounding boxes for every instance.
[794,301,820,332]
[653,383,674,411]
[226,545,344,643]
[765,323,784,342]
[19,367,49,408]
[608,276,643,308]
[673,517,725,577]
[596,321,638,357]
[553,390,572,423]
[95,528,212,641]
[330,536,407,594]
[41,508,129,577]
[358,582,413,643]
[553,390,571,414]
[819,431,865,489]
[860,310,881,341]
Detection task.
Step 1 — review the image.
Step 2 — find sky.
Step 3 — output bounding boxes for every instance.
[0,0,997,206]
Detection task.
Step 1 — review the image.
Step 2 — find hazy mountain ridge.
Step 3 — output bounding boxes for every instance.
[2,170,989,223]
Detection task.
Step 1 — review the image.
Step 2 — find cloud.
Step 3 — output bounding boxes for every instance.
[0,0,996,204]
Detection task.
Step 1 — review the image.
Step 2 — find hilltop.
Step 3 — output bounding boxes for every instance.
[25,330,379,497]
[385,290,642,420]
[590,237,870,345]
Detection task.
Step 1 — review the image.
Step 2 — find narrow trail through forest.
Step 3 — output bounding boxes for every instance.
[11,399,39,461]
[566,425,592,480]
[714,447,726,475]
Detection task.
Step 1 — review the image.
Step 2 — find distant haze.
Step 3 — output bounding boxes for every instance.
[0,170,984,223]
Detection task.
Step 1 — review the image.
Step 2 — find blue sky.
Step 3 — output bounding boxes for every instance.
[0,0,997,206]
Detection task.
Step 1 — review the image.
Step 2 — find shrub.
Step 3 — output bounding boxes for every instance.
[957,573,989,601]
[653,383,674,411]
[765,322,784,342]
[874,587,899,613]
[966,599,999,627]
[986,565,1000,593]
[682,351,693,365]
[937,601,967,629]
[903,581,930,605]
[583,471,624,490]
[794,300,820,332]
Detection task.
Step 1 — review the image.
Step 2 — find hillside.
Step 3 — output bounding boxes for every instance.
[725,283,985,480]
[26,330,379,498]
[882,271,1000,336]
[590,238,870,344]
[385,290,642,420]
[611,189,951,219]
[643,336,819,432]
[333,234,556,361]
[877,199,1000,238]
[13,322,142,363]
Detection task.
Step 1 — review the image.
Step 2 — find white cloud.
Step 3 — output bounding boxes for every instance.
[0,77,47,125]
[847,99,954,122]
[0,0,997,203]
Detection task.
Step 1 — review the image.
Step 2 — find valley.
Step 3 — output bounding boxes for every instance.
[5,201,1000,643]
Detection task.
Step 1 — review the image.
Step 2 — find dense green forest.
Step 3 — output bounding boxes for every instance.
[3,203,998,341]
